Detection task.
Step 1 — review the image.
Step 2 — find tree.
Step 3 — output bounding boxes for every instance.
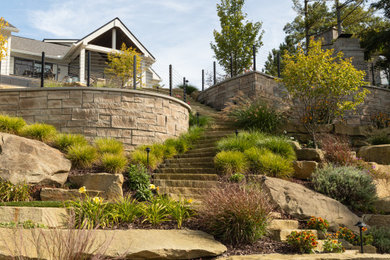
[105,43,145,88]
[0,18,8,61]
[211,0,263,77]
[264,36,297,77]
[280,39,368,146]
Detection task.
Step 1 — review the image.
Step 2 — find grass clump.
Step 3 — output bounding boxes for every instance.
[189,112,212,127]
[54,133,88,152]
[66,144,98,169]
[0,115,26,134]
[214,151,248,175]
[199,184,272,245]
[94,138,124,155]
[256,136,296,161]
[112,196,141,223]
[312,165,377,212]
[131,150,161,170]
[0,179,30,202]
[244,148,294,178]
[20,123,57,142]
[164,138,188,154]
[100,153,128,174]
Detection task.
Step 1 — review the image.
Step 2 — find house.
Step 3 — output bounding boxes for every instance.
[0,17,161,88]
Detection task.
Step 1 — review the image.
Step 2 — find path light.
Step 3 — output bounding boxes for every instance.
[355,221,367,253]
[145,147,151,169]
[196,112,200,126]
[235,129,239,137]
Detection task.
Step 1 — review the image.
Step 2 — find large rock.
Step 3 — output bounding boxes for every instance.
[296,148,324,162]
[40,187,100,201]
[261,176,360,232]
[363,214,390,229]
[69,173,123,201]
[0,133,71,185]
[293,161,318,179]
[0,228,227,259]
[375,196,390,214]
[358,145,390,165]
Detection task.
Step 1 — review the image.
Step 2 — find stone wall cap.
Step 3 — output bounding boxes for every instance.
[0,87,192,111]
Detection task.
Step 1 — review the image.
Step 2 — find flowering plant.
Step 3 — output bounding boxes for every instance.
[323,237,345,253]
[336,226,373,246]
[286,230,318,254]
[307,216,329,233]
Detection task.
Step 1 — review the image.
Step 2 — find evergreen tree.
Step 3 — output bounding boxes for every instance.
[211,0,264,77]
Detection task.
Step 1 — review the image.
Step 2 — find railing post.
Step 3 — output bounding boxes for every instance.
[183,77,187,103]
[87,51,91,87]
[41,52,45,88]
[277,52,281,78]
[230,54,233,78]
[213,61,216,85]
[133,55,137,89]
[201,69,204,91]
[253,45,256,71]
[169,64,172,96]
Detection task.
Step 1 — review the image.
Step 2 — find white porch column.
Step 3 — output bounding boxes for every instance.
[0,33,11,76]
[79,47,86,84]
[112,28,117,49]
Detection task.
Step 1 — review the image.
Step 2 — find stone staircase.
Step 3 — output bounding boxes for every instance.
[147,88,236,201]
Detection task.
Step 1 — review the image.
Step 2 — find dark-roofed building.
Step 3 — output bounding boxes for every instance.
[0,18,161,87]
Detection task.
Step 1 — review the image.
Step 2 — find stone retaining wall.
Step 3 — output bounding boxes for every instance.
[197,71,390,126]
[0,87,190,150]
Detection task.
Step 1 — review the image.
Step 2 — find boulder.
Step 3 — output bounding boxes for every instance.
[375,196,390,214]
[0,228,227,259]
[363,214,390,229]
[372,176,390,199]
[293,161,318,179]
[358,145,390,165]
[261,176,360,232]
[69,173,123,201]
[296,148,324,162]
[0,133,71,186]
[334,124,370,136]
[290,141,302,151]
[40,187,101,201]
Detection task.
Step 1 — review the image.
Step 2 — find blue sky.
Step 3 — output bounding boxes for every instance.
[3,0,296,88]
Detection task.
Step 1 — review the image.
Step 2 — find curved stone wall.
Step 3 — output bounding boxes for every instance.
[0,87,191,150]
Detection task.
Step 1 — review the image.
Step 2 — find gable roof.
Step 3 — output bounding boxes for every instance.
[11,36,70,58]
[77,17,155,60]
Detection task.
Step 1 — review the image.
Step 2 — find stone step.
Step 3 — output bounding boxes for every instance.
[269,229,318,242]
[154,173,219,181]
[165,157,215,163]
[268,219,299,231]
[155,168,216,174]
[194,142,218,149]
[186,147,217,154]
[161,161,215,168]
[177,152,216,158]
[154,179,219,189]
[159,186,211,196]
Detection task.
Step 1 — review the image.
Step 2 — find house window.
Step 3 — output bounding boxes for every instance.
[14,58,53,78]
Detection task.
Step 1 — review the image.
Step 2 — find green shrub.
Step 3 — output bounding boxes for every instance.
[54,133,88,152]
[66,144,98,168]
[256,136,296,161]
[20,123,57,142]
[94,138,124,155]
[100,153,128,174]
[214,151,248,175]
[244,148,293,178]
[112,196,141,223]
[177,84,198,95]
[228,100,282,133]
[199,184,271,245]
[164,138,188,154]
[0,115,26,134]
[312,166,377,212]
[368,134,390,145]
[189,112,212,127]
[217,135,254,152]
[138,143,177,161]
[128,164,152,201]
[0,179,30,202]
[181,126,204,145]
[131,150,161,170]
[370,226,390,253]
[287,230,318,253]
[229,173,245,183]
